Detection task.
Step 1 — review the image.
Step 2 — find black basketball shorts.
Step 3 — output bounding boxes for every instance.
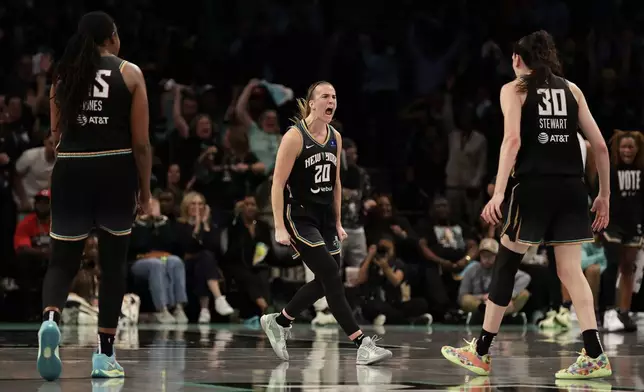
[501,176,593,246]
[284,202,341,258]
[602,224,643,248]
[50,151,138,241]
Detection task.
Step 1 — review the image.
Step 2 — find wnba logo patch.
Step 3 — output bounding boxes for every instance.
[538,132,549,144]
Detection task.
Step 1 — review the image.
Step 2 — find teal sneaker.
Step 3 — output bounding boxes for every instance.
[37,321,62,381]
[91,353,125,378]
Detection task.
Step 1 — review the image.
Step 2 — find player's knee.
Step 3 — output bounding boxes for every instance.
[556,259,581,283]
[488,245,524,306]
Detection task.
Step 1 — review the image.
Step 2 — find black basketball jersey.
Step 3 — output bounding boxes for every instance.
[610,163,644,230]
[285,120,338,206]
[57,56,132,153]
[513,76,582,178]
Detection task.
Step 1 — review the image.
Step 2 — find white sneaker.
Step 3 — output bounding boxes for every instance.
[155,310,176,324]
[356,336,392,365]
[173,308,189,324]
[373,314,386,326]
[311,311,338,326]
[198,308,211,324]
[538,310,559,329]
[260,313,292,361]
[214,296,235,316]
[556,306,572,329]
[604,309,625,332]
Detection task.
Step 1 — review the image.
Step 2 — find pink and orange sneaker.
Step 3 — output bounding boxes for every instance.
[441,339,491,376]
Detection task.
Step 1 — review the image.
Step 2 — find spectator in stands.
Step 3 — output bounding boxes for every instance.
[445,104,487,225]
[172,84,199,140]
[165,163,184,204]
[0,134,17,273]
[458,238,531,324]
[1,95,35,158]
[13,189,51,290]
[417,196,479,318]
[365,194,418,263]
[235,79,281,174]
[219,128,265,209]
[221,195,275,318]
[176,192,235,323]
[13,130,55,212]
[157,189,178,222]
[129,198,189,324]
[340,137,374,269]
[357,237,431,326]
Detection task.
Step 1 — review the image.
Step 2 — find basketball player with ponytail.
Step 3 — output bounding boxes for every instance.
[600,130,644,332]
[261,81,392,365]
[442,30,613,379]
[38,11,151,381]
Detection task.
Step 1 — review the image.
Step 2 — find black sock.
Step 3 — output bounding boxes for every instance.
[582,329,603,358]
[276,312,292,328]
[98,333,115,357]
[476,329,497,356]
[562,301,572,310]
[354,333,365,348]
[43,310,61,325]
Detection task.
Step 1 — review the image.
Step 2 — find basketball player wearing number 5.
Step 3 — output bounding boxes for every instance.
[441,30,612,379]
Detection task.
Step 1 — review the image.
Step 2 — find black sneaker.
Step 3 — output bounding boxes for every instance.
[617,311,638,332]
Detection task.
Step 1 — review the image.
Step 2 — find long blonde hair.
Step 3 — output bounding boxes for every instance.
[178,191,208,224]
[609,129,644,169]
[290,81,332,124]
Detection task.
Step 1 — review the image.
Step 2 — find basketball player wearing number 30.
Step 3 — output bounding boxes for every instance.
[441,30,612,379]
[261,81,392,365]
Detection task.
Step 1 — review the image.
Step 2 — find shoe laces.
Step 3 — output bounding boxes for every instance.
[363,335,384,353]
[280,326,292,340]
[462,338,478,352]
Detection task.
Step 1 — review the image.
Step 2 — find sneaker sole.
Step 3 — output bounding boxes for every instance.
[441,347,489,376]
[37,323,62,381]
[260,315,289,361]
[356,350,392,365]
[91,368,125,378]
[555,368,612,379]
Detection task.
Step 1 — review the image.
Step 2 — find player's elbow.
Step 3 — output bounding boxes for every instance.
[503,134,521,151]
[593,141,609,159]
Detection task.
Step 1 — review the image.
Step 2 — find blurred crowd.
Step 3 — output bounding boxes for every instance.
[1,0,644,330]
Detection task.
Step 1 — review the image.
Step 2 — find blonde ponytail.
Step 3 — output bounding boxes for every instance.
[289,80,332,125]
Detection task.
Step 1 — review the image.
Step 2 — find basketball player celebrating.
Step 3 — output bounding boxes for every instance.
[441,30,612,379]
[601,130,644,332]
[37,11,151,381]
[261,81,392,365]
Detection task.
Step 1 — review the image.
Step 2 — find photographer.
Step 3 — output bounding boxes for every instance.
[129,198,189,324]
[356,238,431,326]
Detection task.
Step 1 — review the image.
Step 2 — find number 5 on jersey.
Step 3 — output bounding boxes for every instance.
[538,88,567,116]
[314,164,331,183]
[91,70,111,98]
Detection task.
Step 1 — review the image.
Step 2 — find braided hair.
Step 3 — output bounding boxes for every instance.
[513,30,562,93]
[53,11,116,131]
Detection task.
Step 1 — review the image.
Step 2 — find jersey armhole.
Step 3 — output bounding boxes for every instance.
[288,125,304,158]
[118,60,128,74]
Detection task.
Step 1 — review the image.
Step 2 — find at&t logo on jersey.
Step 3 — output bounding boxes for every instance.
[537,132,569,144]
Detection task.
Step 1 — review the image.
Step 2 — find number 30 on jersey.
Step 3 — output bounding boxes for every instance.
[537,88,567,116]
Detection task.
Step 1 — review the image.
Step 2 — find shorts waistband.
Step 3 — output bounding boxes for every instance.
[56,148,132,159]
